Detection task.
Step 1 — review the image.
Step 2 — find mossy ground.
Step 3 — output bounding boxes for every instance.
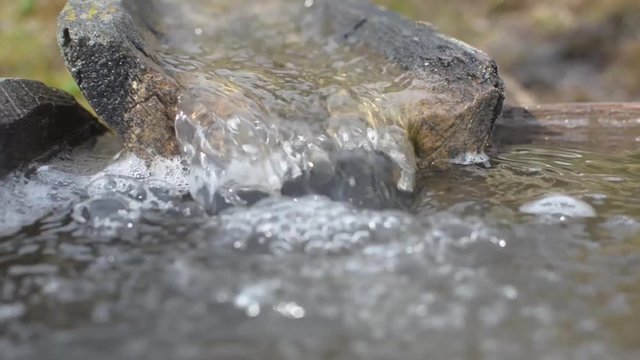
[1,0,639,104]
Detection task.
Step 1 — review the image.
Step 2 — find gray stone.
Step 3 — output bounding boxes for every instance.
[319,0,504,167]
[58,0,504,166]
[57,0,181,157]
[0,78,104,176]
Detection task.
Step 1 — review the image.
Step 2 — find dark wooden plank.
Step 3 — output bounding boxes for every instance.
[494,103,640,154]
[0,78,104,176]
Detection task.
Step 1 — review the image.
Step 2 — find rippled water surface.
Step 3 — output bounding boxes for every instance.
[2,0,640,358]
[160,0,441,209]
[0,125,638,360]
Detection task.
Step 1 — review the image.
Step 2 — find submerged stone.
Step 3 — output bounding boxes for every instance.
[58,0,503,162]
[0,78,103,176]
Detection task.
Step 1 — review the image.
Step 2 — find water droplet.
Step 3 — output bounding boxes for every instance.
[275,302,306,319]
[246,304,261,317]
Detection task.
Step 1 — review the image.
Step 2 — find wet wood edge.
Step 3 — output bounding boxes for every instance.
[493,102,640,153]
[0,78,106,177]
[500,102,640,127]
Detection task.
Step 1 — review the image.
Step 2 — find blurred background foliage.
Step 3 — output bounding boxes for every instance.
[1,0,639,106]
[0,0,81,97]
[378,0,640,104]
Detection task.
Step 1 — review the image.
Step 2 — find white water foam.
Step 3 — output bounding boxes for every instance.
[0,136,190,237]
[449,151,491,166]
[520,194,597,218]
[175,96,417,211]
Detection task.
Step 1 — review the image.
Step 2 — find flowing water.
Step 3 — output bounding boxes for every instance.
[1,126,639,360]
[0,128,639,360]
[160,0,442,209]
[2,0,640,358]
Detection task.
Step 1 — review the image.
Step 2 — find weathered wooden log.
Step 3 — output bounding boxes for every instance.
[0,78,104,176]
[494,103,640,153]
[58,0,504,166]
[501,103,640,124]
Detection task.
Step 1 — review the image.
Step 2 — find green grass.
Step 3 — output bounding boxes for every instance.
[19,0,36,16]
[0,0,87,107]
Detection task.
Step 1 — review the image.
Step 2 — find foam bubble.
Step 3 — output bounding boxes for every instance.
[519,194,597,218]
[449,152,491,166]
[0,137,190,237]
[0,303,25,322]
[0,171,81,237]
[208,195,417,255]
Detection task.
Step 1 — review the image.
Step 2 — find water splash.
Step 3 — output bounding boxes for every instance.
[0,135,191,237]
[1,128,640,360]
[167,0,418,211]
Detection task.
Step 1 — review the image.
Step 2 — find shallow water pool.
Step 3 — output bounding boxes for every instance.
[2,0,640,358]
[0,117,639,360]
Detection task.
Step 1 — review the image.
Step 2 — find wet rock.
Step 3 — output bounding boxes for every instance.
[319,0,504,167]
[281,149,410,210]
[58,0,503,166]
[0,78,103,176]
[57,0,180,157]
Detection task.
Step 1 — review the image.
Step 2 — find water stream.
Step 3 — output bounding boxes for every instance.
[1,128,639,359]
[1,0,640,358]
[162,0,433,209]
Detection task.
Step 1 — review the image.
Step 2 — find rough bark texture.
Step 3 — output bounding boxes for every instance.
[58,0,504,164]
[0,78,103,176]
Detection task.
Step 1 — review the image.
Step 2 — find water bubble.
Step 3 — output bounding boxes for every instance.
[450,152,490,165]
[0,303,25,322]
[275,301,306,319]
[72,197,129,224]
[214,196,415,255]
[604,176,624,183]
[8,264,58,276]
[520,194,596,218]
